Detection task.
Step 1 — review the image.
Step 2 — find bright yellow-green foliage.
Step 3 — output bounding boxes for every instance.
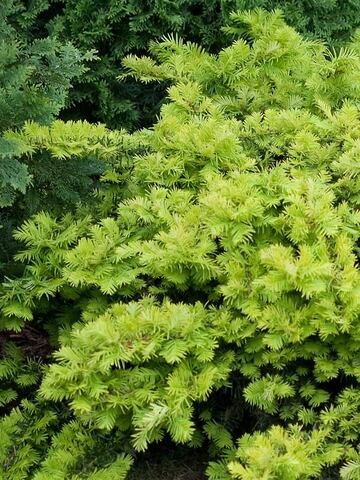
[3,10,360,480]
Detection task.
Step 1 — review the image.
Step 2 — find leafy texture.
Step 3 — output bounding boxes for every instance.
[0,0,91,273]
[234,0,360,47]
[3,9,360,480]
[6,0,360,130]
[0,120,136,275]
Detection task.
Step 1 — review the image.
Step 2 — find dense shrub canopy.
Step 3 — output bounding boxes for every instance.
[2,0,360,262]
[2,10,360,479]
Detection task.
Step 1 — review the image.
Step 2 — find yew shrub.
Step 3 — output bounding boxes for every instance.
[2,10,360,479]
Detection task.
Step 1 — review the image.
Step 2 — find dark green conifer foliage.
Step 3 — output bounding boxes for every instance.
[46,0,360,129]
[4,9,360,480]
[46,0,231,129]
[0,0,90,263]
[235,0,360,47]
[0,28,85,208]
[5,0,360,130]
[5,0,360,132]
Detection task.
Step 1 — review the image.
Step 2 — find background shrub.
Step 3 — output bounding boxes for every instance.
[5,0,360,131]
